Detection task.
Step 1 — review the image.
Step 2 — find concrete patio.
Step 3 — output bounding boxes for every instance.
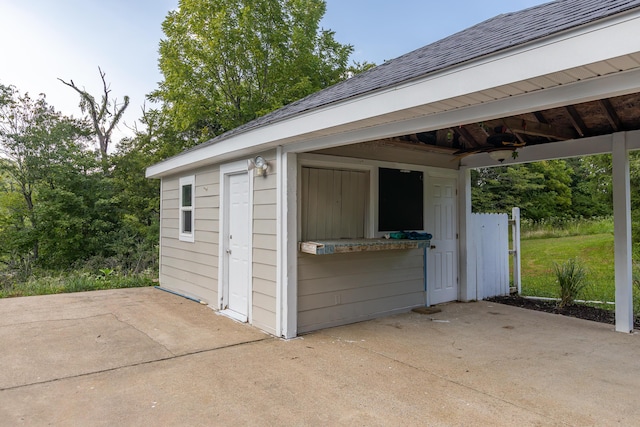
[0,287,638,426]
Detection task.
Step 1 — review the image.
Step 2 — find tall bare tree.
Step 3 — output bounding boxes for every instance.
[59,67,129,162]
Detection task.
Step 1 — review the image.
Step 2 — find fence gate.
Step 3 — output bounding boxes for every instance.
[472,213,510,299]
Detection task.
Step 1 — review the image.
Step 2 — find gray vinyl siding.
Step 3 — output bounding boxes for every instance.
[251,152,278,334]
[158,152,277,336]
[297,249,425,333]
[159,167,219,305]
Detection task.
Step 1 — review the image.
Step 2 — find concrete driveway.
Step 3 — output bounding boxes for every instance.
[0,287,639,426]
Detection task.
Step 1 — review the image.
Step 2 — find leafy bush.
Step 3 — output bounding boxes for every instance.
[554,258,589,308]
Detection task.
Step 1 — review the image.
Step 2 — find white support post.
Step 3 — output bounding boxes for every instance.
[511,207,522,295]
[277,147,298,339]
[458,168,477,301]
[612,132,634,333]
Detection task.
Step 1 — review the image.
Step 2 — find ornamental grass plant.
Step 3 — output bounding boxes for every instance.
[554,258,589,308]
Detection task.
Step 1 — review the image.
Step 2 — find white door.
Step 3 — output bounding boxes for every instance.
[225,172,250,321]
[427,177,458,305]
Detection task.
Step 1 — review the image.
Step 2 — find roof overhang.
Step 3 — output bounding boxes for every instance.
[146,8,640,178]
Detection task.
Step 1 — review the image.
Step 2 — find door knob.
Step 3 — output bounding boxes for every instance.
[226,249,232,254]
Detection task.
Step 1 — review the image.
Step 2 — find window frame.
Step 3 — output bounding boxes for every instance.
[179,175,195,243]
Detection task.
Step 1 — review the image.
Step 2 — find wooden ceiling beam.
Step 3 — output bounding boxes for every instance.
[533,112,549,124]
[565,105,588,137]
[599,99,623,132]
[532,111,553,142]
[487,117,576,140]
[453,126,480,148]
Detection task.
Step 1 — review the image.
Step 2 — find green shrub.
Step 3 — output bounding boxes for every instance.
[554,258,589,308]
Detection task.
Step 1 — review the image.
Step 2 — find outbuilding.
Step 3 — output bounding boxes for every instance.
[147,0,640,338]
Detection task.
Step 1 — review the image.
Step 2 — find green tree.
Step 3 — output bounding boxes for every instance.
[628,152,640,244]
[472,157,600,221]
[345,61,377,77]
[0,87,87,261]
[524,160,573,221]
[151,0,353,142]
[0,85,127,270]
[472,164,545,215]
[565,156,611,218]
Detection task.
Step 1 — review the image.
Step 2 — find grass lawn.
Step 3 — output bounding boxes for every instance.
[520,233,616,303]
[0,271,155,298]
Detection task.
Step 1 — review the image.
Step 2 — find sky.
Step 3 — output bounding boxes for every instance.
[0,0,547,143]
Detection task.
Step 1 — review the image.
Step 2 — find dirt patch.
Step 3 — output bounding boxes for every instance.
[486,294,640,329]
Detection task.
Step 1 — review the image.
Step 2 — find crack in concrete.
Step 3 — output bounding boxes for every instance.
[109,312,176,357]
[0,336,273,392]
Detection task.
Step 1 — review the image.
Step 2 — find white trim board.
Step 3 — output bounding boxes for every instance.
[276,149,298,339]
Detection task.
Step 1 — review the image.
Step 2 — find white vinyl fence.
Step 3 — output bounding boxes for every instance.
[472,212,510,299]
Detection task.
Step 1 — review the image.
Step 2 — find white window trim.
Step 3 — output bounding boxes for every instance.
[179,175,195,243]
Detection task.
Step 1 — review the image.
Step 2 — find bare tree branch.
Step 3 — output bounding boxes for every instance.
[58,67,129,163]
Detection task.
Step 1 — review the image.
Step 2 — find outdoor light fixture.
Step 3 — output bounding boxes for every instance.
[247,155,269,177]
[488,149,516,163]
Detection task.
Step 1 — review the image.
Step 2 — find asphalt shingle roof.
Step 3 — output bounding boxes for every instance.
[190,0,640,151]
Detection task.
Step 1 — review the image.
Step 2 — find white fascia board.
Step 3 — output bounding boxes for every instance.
[146,10,640,178]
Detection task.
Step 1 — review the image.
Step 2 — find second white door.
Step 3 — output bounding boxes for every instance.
[427,176,458,305]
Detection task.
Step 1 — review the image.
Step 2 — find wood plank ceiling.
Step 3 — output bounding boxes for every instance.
[354,54,640,160]
[382,91,640,158]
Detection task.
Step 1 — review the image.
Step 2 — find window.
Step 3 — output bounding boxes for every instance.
[378,168,423,232]
[179,175,195,242]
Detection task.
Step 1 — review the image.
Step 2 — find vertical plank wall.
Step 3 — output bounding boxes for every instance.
[297,249,425,333]
[301,167,367,240]
[251,152,278,334]
[160,167,220,304]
